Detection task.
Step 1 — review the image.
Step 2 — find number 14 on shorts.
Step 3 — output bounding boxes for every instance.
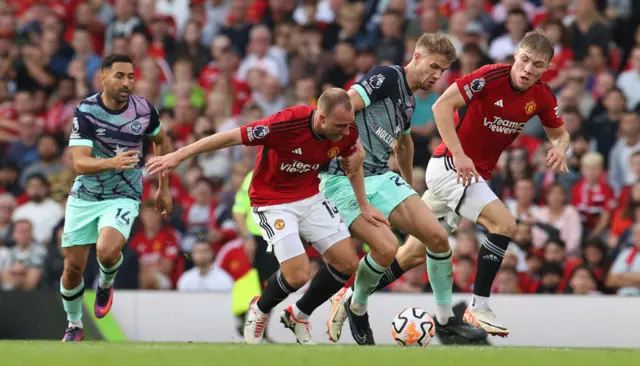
[115,208,131,225]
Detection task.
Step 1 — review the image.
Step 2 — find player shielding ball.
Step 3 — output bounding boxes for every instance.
[146,89,388,345]
[284,33,486,346]
[61,54,173,341]
[330,30,571,338]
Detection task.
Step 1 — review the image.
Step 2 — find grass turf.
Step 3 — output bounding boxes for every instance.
[2,341,638,366]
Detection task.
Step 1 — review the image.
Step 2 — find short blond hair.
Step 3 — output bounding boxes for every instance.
[415,33,457,62]
[317,88,352,114]
[518,30,555,62]
[581,152,604,168]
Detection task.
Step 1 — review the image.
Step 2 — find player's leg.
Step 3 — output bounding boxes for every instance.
[94,198,140,318]
[59,196,101,342]
[387,194,487,341]
[245,206,309,344]
[283,196,358,344]
[465,196,516,337]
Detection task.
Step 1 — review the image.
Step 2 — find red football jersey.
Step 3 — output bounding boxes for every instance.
[240,105,359,206]
[570,179,616,229]
[433,64,564,178]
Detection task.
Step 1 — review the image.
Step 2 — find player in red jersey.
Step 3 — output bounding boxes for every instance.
[146,88,388,345]
[345,31,572,337]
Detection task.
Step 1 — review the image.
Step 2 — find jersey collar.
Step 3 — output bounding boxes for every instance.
[97,92,130,115]
[309,109,326,141]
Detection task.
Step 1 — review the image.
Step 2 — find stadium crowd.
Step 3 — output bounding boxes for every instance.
[0,0,639,300]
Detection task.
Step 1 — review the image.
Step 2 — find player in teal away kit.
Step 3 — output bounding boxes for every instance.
[304,34,487,345]
[61,54,173,341]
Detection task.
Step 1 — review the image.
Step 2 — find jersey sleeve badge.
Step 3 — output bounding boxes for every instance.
[369,74,385,89]
[470,78,485,92]
[246,125,270,142]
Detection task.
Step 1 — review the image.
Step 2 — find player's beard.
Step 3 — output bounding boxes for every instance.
[110,87,130,104]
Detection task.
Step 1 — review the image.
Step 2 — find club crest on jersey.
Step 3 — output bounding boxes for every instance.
[525,101,537,115]
[274,219,285,230]
[470,78,485,92]
[130,120,143,135]
[369,74,385,89]
[327,147,340,158]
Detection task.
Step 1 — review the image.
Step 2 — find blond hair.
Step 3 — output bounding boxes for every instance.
[415,33,457,62]
[580,152,604,168]
[518,30,555,62]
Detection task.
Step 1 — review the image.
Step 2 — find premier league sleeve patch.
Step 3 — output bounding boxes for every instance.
[253,125,269,139]
[470,78,485,93]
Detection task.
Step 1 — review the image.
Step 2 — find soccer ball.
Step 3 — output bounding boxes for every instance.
[391,308,436,347]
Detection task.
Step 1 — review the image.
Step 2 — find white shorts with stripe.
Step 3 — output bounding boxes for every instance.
[422,156,499,234]
[251,193,350,263]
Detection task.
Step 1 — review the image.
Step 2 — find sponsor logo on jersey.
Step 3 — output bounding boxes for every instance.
[274,219,285,230]
[327,146,340,158]
[483,116,525,135]
[470,78,485,92]
[280,160,320,173]
[130,120,144,135]
[374,126,395,147]
[369,74,385,89]
[525,101,537,115]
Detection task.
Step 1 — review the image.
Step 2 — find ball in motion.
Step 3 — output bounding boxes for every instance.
[391,308,435,347]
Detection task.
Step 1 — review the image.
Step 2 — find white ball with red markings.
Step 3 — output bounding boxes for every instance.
[391,308,435,347]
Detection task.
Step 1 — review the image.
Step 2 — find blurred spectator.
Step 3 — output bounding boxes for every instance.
[0,219,47,291]
[616,47,640,111]
[606,223,640,296]
[494,266,520,294]
[566,265,601,294]
[570,0,611,62]
[19,134,63,188]
[533,183,583,254]
[608,112,640,193]
[130,200,181,289]
[105,0,145,52]
[452,255,475,293]
[610,180,640,248]
[489,8,528,63]
[506,178,540,221]
[177,240,234,291]
[4,114,42,170]
[39,222,65,290]
[585,87,626,162]
[12,174,63,245]
[0,193,16,245]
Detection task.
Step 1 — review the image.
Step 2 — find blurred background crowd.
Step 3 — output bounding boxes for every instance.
[0,0,640,300]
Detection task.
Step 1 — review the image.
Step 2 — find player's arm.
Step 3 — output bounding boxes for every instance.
[394,133,414,184]
[349,66,400,112]
[148,107,173,190]
[541,89,571,173]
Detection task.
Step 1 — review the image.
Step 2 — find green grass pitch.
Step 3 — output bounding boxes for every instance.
[2,341,639,366]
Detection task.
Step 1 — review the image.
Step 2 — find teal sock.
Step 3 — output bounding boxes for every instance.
[98,253,123,289]
[352,253,386,315]
[61,280,85,323]
[427,248,455,324]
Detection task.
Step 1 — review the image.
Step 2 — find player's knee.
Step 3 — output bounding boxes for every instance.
[426,228,450,254]
[376,243,398,267]
[491,218,517,238]
[281,263,310,289]
[96,245,121,266]
[331,256,359,275]
[63,259,84,277]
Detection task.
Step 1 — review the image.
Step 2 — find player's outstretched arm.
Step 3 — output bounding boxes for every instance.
[394,133,414,184]
[432,83,480,186]
[543,126,570,173]
[70,146,140,174]
[150,126,174,218]
[147,129,243,176]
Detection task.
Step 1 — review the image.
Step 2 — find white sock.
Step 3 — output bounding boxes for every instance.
[471,295,489,310]
[69,321,83,329]
[435,304,454,325]
[292,304,310,322]
[350,300,367,316]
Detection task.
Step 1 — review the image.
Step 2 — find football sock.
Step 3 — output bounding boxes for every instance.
[257,270,296,314]
[98,253,123,289]
[295,264,351,319]
[351,253,386,316]
[472,234,510,307]
[372,259,406,293]
[60,280,85,324]
[427,248,455,324]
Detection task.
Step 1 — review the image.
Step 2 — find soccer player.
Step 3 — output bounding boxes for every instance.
[146,88,388,345]
[296,33,487,346]
[333,30,571,338]
[61,54,173,342]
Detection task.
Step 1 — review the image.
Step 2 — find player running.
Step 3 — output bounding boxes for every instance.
[285,33,486,346]
[330,30,571,338]
[146,88,388,345]
[61,54,173,342]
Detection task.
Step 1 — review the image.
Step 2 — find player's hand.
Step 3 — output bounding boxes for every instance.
[146,152,182,176]
[360,203,390,227]
[546,147,569,174]
[338,140,365,176]
[155,188,173,219]
[109,150,140,170]
[452,152,480,186]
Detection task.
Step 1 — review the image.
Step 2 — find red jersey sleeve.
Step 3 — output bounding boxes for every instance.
[240,116,275,146]
[538,85,563,128]
[455,64,497,104]
[339,124,360,158]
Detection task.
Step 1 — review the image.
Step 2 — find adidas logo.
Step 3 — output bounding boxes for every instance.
[292,148,302,155]
[494,100,503,107]
[483,254,500,262]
